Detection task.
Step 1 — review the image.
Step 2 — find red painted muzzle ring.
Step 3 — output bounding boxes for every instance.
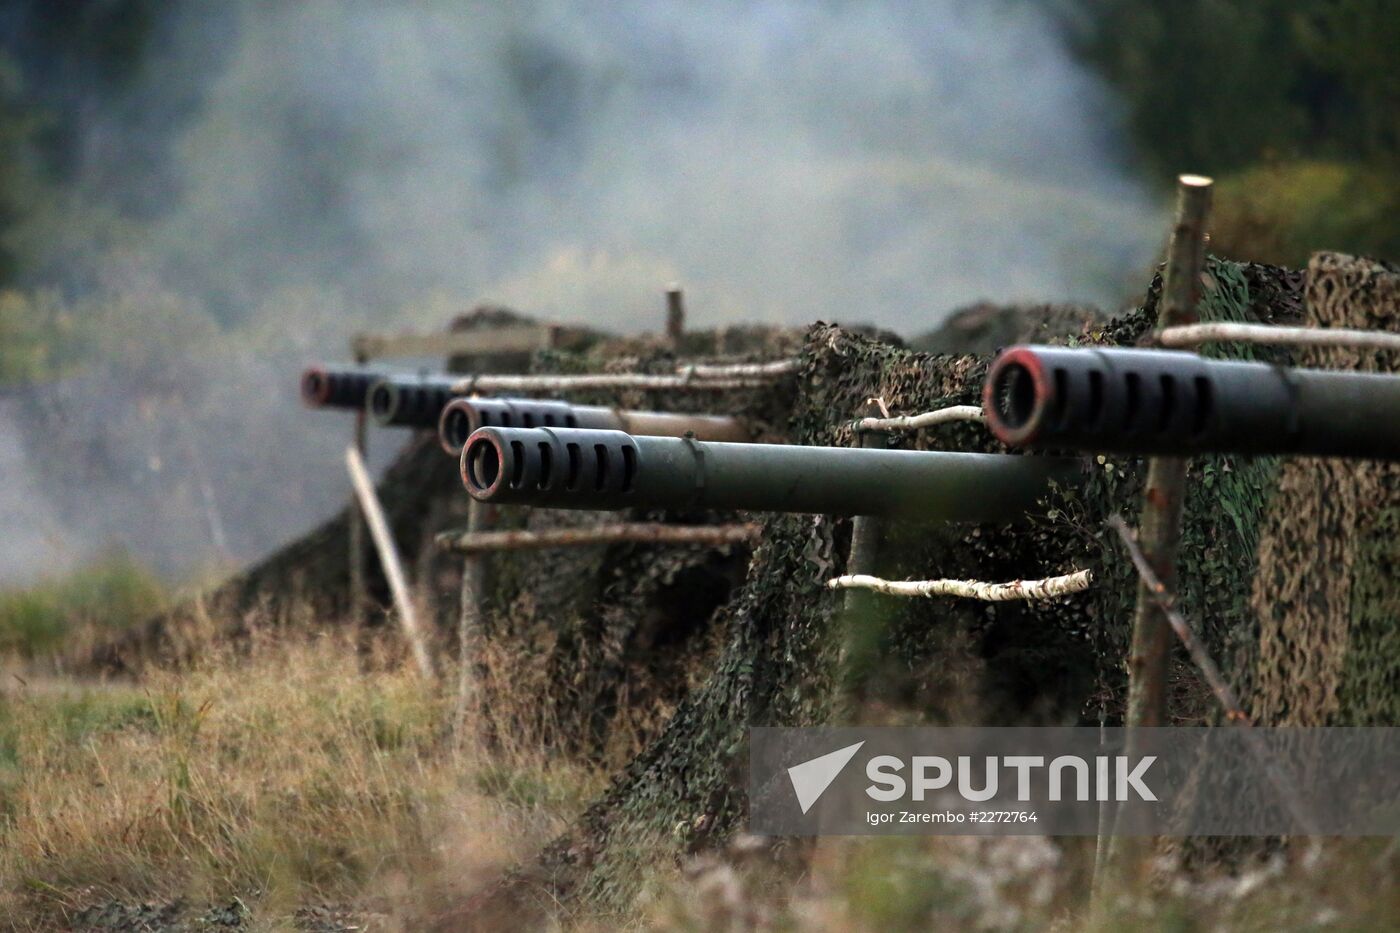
[983,346,1054,447]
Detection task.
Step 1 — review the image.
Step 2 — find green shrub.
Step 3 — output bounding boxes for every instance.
[0,290,71,385]
[0,552,165,656]
[1212,160,1400,267]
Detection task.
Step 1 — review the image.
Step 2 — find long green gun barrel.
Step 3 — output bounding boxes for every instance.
[461,426,1075,520]
[300,365,385,411]
[438,397,752,455]
[367,375,459,428]
[984,345,1400,460]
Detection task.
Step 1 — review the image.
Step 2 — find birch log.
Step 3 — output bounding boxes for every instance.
[1159,321,1400,353]
[853,405,986,433]
[827,570,1091,602]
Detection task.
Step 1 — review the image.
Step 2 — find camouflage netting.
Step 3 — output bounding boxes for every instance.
[910,300,1103,355]
[471,327,804,745]
[445,253,1398,922]
[1245,252,1400,726]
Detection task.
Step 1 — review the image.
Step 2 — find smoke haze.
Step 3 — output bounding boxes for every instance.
[2,0,1161,583]
[118,0,1162,328]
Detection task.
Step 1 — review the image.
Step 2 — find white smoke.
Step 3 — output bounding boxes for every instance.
[2,0,1162,585]
[154,0,1158,330]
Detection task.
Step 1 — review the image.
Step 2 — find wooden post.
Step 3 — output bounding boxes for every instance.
[665,284,685,348]
[1106,174,1213,876]
[349,350,369,630]
[841,401,889,711]
[1125,174,1212,732]
[346,446,436,681]
[454,499,492,737]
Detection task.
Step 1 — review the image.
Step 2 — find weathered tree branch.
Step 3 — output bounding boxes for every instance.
[454,499,490,738]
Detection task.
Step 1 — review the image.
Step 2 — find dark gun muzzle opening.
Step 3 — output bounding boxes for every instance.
[300,367,330,406]
[439,400,478,455]
[463,431,505,495]
[368,381,398,423]
[986,352,1043,437]
[369,378,459,428]
[440,397,750,455]
[300,365,384,410]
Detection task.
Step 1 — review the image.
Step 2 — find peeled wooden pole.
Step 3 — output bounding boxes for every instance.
[437,522,760,554]
[346,446,436,681]
[1108,514,1319,836]
[853,405,985,433]
[1159,321,1400,353]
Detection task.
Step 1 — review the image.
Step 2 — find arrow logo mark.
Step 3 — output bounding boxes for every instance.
[787,741,865,814]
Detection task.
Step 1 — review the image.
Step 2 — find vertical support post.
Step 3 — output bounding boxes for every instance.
[665,284,685,349]
[1124,174,1212,732]
[454,498,494,740]
[1106,174,1213,874]
[542,324,561,352]
[840,401,889,712]
[349,349,370,629]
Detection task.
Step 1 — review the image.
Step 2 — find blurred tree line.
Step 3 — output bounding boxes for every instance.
[1056,0,1400,265]
[0,0,225,384]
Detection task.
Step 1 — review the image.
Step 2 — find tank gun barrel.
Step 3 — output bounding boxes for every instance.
[983,345,1400,461]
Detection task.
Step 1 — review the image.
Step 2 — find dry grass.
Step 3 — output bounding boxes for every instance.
[0,628,614,930]
[2,622,1397,931]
